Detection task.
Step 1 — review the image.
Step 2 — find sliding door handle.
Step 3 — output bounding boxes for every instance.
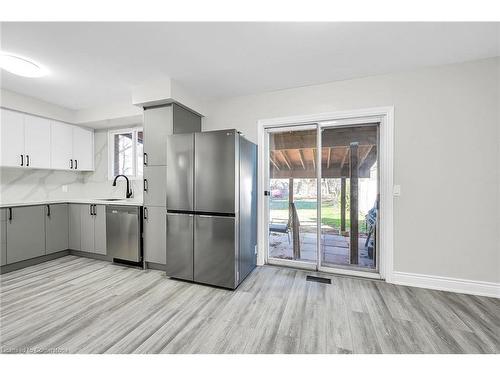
[20,154,24,166]
[70,159,73,169]
[75,159,78,170]
[26,155,30,167]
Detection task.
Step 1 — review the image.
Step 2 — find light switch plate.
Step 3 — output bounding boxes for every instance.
[393,185,401,196]
[62,185,68,193]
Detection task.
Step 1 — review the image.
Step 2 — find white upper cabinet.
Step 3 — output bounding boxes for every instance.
[0,108,94,171]
[0,108,25,167]
[72,126,94,171]
[51,121,74,170]
[24,114,51,169]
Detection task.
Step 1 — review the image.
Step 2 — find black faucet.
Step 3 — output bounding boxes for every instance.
[112,175,133,198]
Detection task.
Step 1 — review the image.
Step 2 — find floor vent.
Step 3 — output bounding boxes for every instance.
[306,275,332,284]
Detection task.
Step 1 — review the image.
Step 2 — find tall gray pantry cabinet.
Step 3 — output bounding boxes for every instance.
[142,103,201,268]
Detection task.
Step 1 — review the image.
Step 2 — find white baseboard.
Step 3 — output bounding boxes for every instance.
[391,271,500,298]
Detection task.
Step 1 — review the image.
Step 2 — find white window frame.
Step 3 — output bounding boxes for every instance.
[107,126,144,180]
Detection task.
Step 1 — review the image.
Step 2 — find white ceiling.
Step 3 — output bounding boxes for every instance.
[1,22,499,110]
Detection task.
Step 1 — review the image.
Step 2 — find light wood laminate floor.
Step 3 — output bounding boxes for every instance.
[1,255,499,354]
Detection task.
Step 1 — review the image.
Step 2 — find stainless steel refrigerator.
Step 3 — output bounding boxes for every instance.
[166,129,257,289]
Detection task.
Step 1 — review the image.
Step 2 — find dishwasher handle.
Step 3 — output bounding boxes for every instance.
[106,205,140,215]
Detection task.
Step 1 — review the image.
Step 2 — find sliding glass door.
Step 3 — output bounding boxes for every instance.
[266,126,318,268]
[319,124,379,273]
[265,121,380,276]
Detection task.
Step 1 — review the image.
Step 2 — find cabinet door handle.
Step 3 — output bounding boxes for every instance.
[8,207,12,221]
[89,204,93,215]
[93,205,96,216]
[26,154,30,167]
[143,179,148,192]
[70,159,73,169]
[75,159,78,170]
[144,207,148,220]
[20,154,24,166]
[47,204,51,217]
[144,152,148,166]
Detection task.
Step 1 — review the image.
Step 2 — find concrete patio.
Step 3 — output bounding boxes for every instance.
[269,229,375,268]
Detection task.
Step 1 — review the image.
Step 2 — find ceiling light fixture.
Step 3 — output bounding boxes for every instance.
[0,52,48,77]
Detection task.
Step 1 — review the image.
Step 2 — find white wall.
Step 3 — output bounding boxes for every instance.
[1,88,75,123]
[202,57,500,284]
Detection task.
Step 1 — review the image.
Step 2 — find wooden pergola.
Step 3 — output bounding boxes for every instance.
[269,125,378,263]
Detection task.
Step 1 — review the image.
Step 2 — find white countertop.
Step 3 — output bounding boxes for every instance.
[0,198,143,208]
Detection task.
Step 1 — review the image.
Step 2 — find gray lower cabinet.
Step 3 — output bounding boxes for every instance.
[143,166,167,207]
[6,205,45,264]
[1,209,6,266]
[80,204,95,252]
[143,206,166,265]
[69,203,106,255]
[69,204,82,251]
[93,205,106,255]
[45,204,69,254]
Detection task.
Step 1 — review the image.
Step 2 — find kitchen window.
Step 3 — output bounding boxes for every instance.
[108,127,143,179]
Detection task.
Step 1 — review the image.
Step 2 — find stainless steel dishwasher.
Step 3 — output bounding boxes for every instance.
[106,205,142,265]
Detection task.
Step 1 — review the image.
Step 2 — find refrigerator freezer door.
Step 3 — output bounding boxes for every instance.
[166,133,194,211]
[166,213,194,280]
[194,215,236,289]
[194,131,236,214]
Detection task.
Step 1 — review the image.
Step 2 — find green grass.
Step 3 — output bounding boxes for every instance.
[270,198,367,230]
